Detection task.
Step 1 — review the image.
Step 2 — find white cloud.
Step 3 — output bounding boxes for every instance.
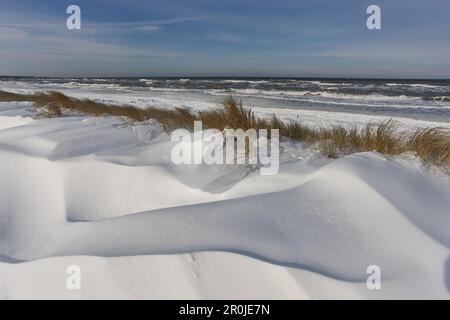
[134,26,161,32]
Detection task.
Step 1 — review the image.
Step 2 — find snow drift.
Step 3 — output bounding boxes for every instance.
[0,101,450,299]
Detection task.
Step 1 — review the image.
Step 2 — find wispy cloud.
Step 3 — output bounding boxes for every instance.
[134,25,161,32]
[0,15,209,32]
[0,27,28,41]
[84,16,209,27]
[0,0,449,77]
[319,42,450,62]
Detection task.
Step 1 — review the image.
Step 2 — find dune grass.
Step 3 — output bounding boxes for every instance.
[1,90,449,170]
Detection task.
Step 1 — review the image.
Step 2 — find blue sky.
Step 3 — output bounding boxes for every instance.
[0,0,449,78]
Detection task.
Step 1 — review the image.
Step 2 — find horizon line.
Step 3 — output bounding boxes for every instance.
[1,75,449,81]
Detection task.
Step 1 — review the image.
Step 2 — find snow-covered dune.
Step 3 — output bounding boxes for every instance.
[0,101,450,299]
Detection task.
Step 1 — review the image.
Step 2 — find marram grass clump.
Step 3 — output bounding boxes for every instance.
[1,90,448,171]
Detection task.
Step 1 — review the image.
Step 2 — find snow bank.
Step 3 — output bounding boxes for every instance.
[0,101,449,299]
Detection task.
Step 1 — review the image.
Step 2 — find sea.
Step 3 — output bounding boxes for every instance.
[1,77,449,123]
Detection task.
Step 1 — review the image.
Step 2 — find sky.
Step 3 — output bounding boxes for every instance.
[0,0,449,78]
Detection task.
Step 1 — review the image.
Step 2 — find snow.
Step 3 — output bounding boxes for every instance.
[0,98,450,299]
[2,83,450,131]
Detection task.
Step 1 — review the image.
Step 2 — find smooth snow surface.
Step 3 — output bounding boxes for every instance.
[0,101,450,299]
